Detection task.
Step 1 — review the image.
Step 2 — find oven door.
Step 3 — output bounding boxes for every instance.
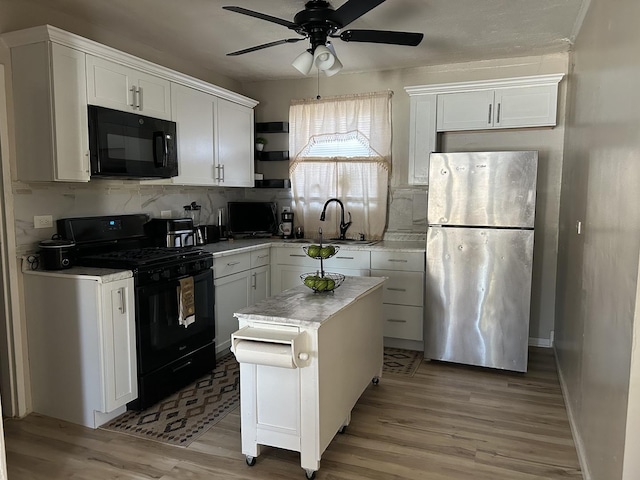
[135,268,214,375]
[88,105,178,178]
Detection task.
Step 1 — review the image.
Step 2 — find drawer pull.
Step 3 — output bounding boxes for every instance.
[388,259,408,263]
[257,254,269,259]
[226,261,241,266]
[386,287,407,292]
[290,254,306,257]
[387,319,407,323]
[336,256,355,260]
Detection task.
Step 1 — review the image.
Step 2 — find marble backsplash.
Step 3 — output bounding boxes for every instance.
[12,181,427,254]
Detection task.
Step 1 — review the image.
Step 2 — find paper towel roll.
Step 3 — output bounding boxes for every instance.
[234,340,296,369]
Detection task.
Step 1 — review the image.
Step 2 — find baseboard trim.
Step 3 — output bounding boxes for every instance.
[528,337,553,347]
[554,346,592,480]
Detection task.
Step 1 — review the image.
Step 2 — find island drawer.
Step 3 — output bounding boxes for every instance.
[371,270,423,306]
[213,252,251,278]
[382,305,423,341]
[323,250,370,269]
[251,248,271,268]
[371,251,425,272]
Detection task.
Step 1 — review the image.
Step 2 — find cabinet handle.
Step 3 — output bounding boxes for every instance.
[220,164,225,182]
[387,287,407,292]
[172,360,193,373]
[226,261,240,266]
[257,254,269,259]
[289,254,306,257]
[129,86,136,107]
[387,259,408,263]
[136,86,142,109]
[215,164,221,181]
[252,272,256,289]
[496,103,501,123]
[118,287,126,314]
[336,256,354,260]
[488,103,492,124]
[387,319,407,323]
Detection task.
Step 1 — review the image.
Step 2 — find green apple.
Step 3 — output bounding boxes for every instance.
[320,245,335,259]
[326,279,335,290]
[307,245,321,257]
[315,279,328,291]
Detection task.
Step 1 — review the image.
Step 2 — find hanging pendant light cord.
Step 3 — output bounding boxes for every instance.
[316,68,321,100]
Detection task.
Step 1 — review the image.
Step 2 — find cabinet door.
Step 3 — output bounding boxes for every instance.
[408,94,437,185]
[51,43,91,182]
[215,270,251,353]
[250,265,270,304]
[436,90,495,131]
[216,98,254,187]
[493,84,558,128]
[100,278,137,412]
[170,83,216,185]
[86,56,171,120]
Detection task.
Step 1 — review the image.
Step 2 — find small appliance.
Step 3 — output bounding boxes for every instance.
[184,202,206,245]
[88,105,178,179]
[280,211,294,239]
[144,218,195,248]
[38,236,75,270]
[226,202,277,238]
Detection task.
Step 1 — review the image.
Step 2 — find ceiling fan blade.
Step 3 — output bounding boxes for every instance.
[222,6,298,29]
[334,0,386,28]
[339,29,424,46]
[226,38,304,56]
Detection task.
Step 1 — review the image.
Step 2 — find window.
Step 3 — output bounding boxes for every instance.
[289,91,392,240]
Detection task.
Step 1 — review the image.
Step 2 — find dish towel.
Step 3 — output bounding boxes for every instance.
[177,276,196,328]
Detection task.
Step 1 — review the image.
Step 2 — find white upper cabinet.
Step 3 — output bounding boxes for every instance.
[405,74,564,185]
[2,25,258,184]
[407,94,437,185]
[436,83,560,131]
[170,83,217,185]
[216,97,255,187]
[86,55,172,120]
[9,42,90,182]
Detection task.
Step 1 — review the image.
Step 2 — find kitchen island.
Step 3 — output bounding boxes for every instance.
[231,276,385,479]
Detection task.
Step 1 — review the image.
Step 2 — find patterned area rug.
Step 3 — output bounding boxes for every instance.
[101,348,421,448]
[101,352,239,447]
[383,348,423,376]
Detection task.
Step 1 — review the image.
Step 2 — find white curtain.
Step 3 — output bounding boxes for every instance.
[289,91,392,240]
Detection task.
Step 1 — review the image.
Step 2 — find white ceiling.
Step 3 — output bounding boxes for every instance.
[7,0,587,82]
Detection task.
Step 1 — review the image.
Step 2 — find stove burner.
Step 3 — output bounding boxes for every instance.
[77,246,208,269]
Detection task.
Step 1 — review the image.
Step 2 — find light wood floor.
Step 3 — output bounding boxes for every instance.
[3,347,582,479]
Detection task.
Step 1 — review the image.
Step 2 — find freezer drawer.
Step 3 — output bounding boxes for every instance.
[425,226,534,372]
[428,151,538,228]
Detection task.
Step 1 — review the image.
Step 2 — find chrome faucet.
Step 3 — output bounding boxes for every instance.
[319,198,352,240]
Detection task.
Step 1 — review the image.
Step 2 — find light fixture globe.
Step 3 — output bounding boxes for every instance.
[323,42,342,76]
[292,49,314,75]
[313,45,335,70]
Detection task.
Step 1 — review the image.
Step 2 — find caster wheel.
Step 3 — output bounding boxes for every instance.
[338,425,347,434]
[245,455,256,466]
[305,469,316,479]
[372,376,380,385]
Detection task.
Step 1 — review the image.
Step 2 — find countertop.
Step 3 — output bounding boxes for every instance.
[234,276,386,329]
[203,238,425,258]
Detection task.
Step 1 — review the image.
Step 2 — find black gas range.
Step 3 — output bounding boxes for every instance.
[58,214,216,410]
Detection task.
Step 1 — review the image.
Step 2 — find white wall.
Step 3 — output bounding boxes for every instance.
[555,0,640,478]
[243,53,569,343]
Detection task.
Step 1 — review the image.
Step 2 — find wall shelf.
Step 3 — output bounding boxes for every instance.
[255,121,289,161]
[255,179,291,188]
[257,150,289,161]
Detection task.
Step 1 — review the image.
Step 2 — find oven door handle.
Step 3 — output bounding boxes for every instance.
[153,131,168,168]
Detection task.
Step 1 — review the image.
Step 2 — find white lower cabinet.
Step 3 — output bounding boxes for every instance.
[270,246,370,295]
[371,250,425,345]
[213,248,270,353]
[23,272,137,428]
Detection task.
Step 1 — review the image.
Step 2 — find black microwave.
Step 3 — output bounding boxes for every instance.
[88,105,178,179]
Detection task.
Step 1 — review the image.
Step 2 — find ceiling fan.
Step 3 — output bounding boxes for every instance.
[223,0,424,75]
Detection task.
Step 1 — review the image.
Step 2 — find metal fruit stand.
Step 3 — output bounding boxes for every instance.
[300,229,345,293]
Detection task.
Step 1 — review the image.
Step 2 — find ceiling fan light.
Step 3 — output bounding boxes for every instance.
[292,49,314,75]
[313,45,335,70]
[324,56,343,76]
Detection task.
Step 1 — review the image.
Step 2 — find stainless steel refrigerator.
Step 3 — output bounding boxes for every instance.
[425,151,538,372]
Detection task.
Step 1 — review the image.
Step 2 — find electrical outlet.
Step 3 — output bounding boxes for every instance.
[282,206,291,213]
[161,210,172,219]
[34,215,53,229]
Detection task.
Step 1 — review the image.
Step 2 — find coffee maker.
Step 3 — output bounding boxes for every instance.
[280,211,294,239]
[184,202,206,245]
